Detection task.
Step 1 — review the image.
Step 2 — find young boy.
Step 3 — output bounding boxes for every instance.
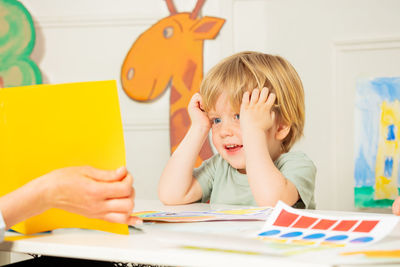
[158,51,316,208]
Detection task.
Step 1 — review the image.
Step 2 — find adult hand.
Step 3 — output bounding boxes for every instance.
[240,87,276,133]
[43,166,141,225]
[392,196,400,215]
[188,93,211,130]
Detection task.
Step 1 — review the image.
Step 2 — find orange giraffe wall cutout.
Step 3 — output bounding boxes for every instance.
[121,0,225,166]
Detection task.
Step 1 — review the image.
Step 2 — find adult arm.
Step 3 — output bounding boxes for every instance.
[0,166,141,230]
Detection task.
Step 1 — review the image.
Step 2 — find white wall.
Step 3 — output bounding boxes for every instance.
[19,0,400,211]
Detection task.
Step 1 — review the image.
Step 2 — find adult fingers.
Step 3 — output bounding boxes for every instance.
[102,212,133,224]
[100,174,133,199]
[81,166,127,182]
[101,213,142,225]
[127,216,143,226]
[392,197,400,215]
[104,196,135,214]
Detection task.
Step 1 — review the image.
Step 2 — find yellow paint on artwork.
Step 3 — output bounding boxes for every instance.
[212,208,266,215]
[341,249,400,258]
[320,242,346,248]
[291,240,316,246]
[183,246,261,255]
[257,236,288,243]
[375,100,400,200]
[0,80,128,235]
[131,211,159,216]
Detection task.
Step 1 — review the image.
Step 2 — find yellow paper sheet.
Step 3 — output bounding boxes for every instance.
[0,80,128,235]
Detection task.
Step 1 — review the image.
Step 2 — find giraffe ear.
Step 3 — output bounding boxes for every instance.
[192,16,225,40]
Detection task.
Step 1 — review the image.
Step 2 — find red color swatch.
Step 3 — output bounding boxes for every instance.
[312,219,337,230]
[332,220,358,231]
[353,220,379,233]
[273,210,299,227]
[292,216,318,228]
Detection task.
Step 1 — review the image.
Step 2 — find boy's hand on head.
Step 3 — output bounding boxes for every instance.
[240,87,276,132]
[188,93,211,130]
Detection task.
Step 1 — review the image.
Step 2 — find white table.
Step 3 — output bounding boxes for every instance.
[0,199,399,267]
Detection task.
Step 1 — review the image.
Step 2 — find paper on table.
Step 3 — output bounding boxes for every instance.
[257,201,399,248]
[132,207,272,222]
[0,80,128,235]
[150,202,400,264]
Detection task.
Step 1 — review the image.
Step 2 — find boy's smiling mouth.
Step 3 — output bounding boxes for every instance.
[224,144,243,153]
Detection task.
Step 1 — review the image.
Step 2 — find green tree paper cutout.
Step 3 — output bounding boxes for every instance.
[0,0,42,88]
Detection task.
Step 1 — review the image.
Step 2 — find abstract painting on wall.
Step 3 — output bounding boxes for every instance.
[354,77,400,208]
[0,0,42,88]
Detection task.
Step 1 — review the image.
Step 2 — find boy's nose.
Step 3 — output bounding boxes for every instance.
[219,122,234,137]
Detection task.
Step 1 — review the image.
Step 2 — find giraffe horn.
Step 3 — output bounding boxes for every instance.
[165,0,177,15]
[190,0,205,19]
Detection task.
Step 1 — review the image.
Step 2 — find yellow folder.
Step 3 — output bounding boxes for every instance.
[0,80,128,235]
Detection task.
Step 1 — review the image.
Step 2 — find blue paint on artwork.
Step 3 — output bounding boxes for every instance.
[371,77,400,102]
[350,236,374,243]
[384,157,394,177]
[325,235,348,241]
[280,231,303,238]
[354,148,375,187]
[258,229,281,236]
[302,233,325,239]
[387,124,396,141]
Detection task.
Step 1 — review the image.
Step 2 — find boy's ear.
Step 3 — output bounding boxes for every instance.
[275,123,291,141]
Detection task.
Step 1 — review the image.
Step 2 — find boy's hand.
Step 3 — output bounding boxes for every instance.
[188,93,211,130]
[240,87,276,132]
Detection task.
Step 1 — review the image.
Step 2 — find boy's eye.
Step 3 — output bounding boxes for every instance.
[212,118,221,124]
[234,114,240,120]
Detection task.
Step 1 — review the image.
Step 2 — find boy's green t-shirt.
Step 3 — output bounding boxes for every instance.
[193,151,316,209]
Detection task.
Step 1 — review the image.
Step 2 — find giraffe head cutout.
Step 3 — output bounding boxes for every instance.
[121,0,225,166]
[121,0,224,101]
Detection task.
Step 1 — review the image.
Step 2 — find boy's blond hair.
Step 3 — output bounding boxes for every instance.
[200,51,305,152]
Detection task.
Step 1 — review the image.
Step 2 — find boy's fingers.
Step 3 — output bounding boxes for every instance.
[270,110,276,122]
[189,93,199,108]
[266,93,276,109]
[259,87,269,103]
[250,89,260,104]
[197,95,205,112]
[241,91,250,106]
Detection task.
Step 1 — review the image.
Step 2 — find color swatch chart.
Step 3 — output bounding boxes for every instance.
[132,207,272,222]
[257,201,399,247]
